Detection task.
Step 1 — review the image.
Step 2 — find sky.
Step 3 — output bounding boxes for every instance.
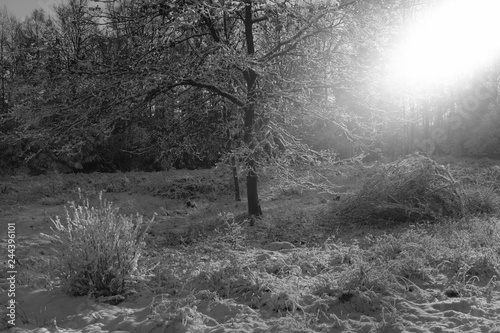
[1,0,58,19]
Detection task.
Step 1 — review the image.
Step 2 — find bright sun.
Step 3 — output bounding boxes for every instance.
[388,0,500,91]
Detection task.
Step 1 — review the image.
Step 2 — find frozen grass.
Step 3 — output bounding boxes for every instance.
[136,214,499,330]
[11,156,500,331]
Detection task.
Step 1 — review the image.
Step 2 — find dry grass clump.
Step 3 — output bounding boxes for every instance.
[337,153,464,223]
[462,185,500,215]
[42,191,154,297]
[213,212,247,249]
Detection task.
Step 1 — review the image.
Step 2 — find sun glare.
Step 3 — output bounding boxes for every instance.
[387,0,500,91]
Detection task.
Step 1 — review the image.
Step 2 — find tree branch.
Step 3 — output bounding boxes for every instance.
[259,11,330,62]
[180,79,245,106]
[252,16,268,24]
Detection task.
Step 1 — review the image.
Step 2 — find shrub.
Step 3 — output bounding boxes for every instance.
[337,153,464,223]
[42,191,154,297]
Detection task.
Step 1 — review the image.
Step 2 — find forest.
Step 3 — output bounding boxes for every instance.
[1,0,499,214]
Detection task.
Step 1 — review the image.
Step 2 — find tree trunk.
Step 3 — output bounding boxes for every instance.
[243,0,262,218]
[243,80,261,217]
[246,159,261,219]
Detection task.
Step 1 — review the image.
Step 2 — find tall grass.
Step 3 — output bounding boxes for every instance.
[42,191,154,297]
